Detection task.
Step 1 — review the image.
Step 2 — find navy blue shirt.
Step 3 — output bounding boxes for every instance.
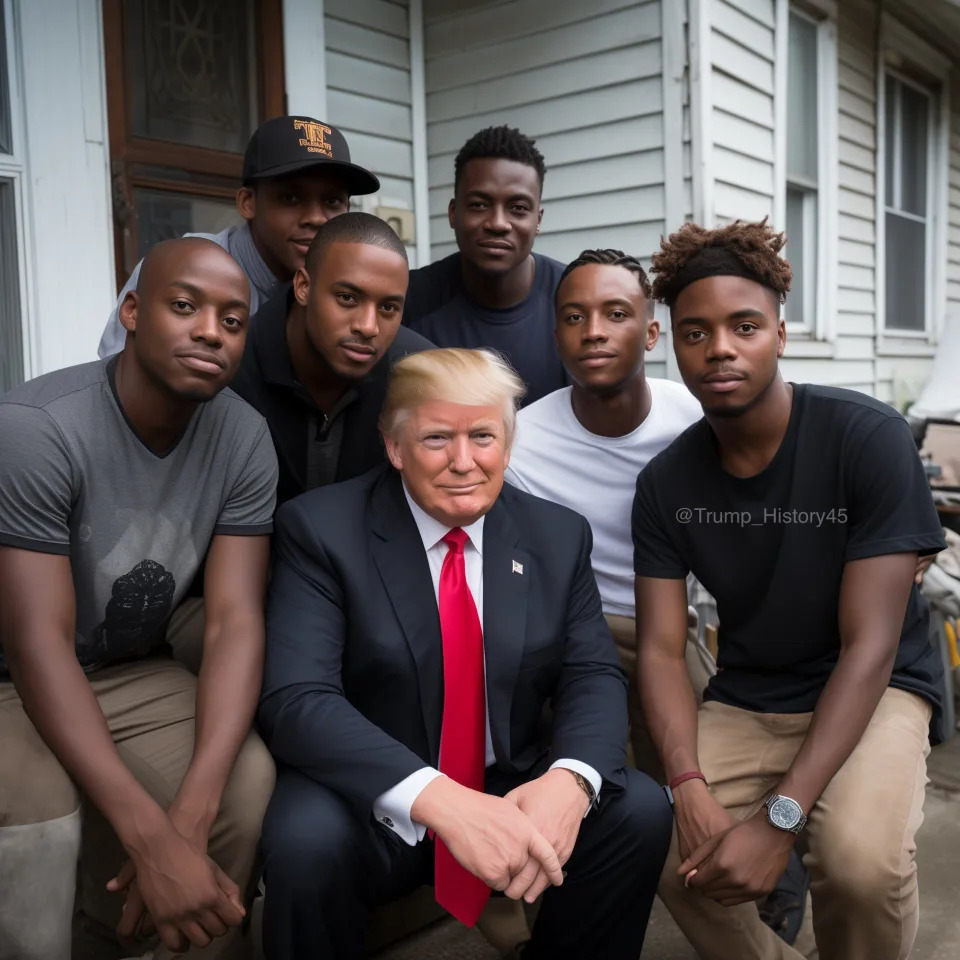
[402,252,569,406]
[632,383,947,738]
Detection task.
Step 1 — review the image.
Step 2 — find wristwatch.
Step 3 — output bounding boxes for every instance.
[570,771,599,813]
[764,794,807,835]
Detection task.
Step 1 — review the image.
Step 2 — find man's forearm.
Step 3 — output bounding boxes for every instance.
[8,643,167,851]
[639,646,701,780]
[777,644,895,812]
[174,611,264,829]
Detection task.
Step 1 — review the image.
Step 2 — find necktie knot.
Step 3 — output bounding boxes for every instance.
[442,528,469,554]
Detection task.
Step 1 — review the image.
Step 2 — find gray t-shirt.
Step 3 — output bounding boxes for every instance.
[0,358,278,676]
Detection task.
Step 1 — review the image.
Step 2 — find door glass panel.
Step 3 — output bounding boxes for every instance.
[125,0,258,153]
[134,187,242,258]
[885,212,926,331]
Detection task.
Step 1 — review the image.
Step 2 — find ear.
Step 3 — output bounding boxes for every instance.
[236,186,256,222]
[536,207,543,234]
[447,197,456,231]
[292,266,311,307]
[118,291,139,334]
[383,431,403,471]
[777,317,787,358]
[645,316,661,352]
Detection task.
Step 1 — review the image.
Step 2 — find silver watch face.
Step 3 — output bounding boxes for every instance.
[768,797,803,830]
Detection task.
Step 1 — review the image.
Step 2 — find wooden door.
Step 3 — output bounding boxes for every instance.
[103,0,285,285]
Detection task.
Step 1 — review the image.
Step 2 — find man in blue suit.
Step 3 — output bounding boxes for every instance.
[257,347,672,959]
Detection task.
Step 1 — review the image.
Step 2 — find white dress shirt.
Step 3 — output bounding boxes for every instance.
[372,483,602,845]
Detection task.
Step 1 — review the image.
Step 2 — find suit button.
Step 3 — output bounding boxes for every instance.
[381,816,394,828]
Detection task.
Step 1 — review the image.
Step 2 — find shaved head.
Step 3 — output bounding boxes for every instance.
[137,237,249,305]
[118,236,251,402]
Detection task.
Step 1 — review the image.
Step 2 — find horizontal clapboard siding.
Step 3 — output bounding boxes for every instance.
[423,0,666,264]
[325,0,416,235]
[834,0,877,387]
[949,73,960,306]
[709,0,776,224]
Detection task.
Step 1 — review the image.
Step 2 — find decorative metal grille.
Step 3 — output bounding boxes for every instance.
[126,0,256,153]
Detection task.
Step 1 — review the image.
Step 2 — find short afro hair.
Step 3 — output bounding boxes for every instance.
[650,219,792,306]
[557,249,652,309]
[454,125,547,192]
[305,211,408,273]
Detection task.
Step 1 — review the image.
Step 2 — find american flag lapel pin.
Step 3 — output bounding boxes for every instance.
[512,559,523,575]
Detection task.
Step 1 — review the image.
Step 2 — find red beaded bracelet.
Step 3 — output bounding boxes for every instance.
[668,770,707,790]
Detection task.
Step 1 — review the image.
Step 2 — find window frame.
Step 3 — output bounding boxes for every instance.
[0,0,36,387]
[774,0,838,342]
[875,13,951,346]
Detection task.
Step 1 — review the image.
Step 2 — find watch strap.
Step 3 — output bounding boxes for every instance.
[571,771,599,812]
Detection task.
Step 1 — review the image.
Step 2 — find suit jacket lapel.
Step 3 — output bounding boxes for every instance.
[370,470,444,763]
[482,497,530,764]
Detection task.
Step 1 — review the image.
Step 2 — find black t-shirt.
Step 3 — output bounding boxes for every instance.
[402,251,569,405]
[632,383,947,735]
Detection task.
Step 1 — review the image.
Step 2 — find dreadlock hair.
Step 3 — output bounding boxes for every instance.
[650,219,792,307]
[454,125,547,192]
[557,249,653,312]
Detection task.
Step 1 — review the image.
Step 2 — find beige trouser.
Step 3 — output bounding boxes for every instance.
[605,612,715,779]
[656,688,931,960]
[0,601,274,960]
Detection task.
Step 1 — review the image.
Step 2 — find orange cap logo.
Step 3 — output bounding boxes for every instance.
[293,120,333,158]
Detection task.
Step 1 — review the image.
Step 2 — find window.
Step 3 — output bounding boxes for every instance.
[883,72,932,332]
[777,2,836,340]
[785,10,818,329]
[876,13,951,342]
[0,0,25,393]
[102,0,284,284]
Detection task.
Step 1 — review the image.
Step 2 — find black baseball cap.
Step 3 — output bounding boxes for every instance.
[242,116,380,196]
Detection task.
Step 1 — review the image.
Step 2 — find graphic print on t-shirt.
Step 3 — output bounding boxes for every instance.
[80,559,176,669]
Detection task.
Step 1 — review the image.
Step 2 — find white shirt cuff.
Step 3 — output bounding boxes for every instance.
[549,759,603,817]
[372,767,444,845]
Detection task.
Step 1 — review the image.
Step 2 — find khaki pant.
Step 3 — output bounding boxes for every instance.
[657,688,931,960]
[605,612,715,779]
[0,612,274,960]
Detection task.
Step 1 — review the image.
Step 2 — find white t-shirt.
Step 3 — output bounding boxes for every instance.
[505,380,703,617]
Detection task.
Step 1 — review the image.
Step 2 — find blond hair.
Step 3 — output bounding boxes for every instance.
[380,348,526,445]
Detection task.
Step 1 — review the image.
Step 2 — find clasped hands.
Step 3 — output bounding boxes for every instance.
[412,767,591,904]
[107,798,245,954]
[673,779,796,908]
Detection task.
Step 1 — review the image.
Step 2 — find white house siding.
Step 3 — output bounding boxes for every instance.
[421,0,669,373]
[423,0,668,262]
[708,0,777,225]
[816,0,877,395]
[324,0,417,254]
[948,72,960,309]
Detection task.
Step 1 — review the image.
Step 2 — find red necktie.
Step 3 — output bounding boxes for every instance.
[434,527,490,927]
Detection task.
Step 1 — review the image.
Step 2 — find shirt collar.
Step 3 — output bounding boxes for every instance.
[402,480,485,556]
[228,221,277,301]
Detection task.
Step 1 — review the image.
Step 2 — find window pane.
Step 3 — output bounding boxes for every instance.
[885,74,897,207]
[0,179,23,392]
[0,0,11,154]
[125,0,257,153]
[899,82,929,217]
[134,188,242,259]
[785,185,806,324]
[787,13,818,183]
[885,211,926,330]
